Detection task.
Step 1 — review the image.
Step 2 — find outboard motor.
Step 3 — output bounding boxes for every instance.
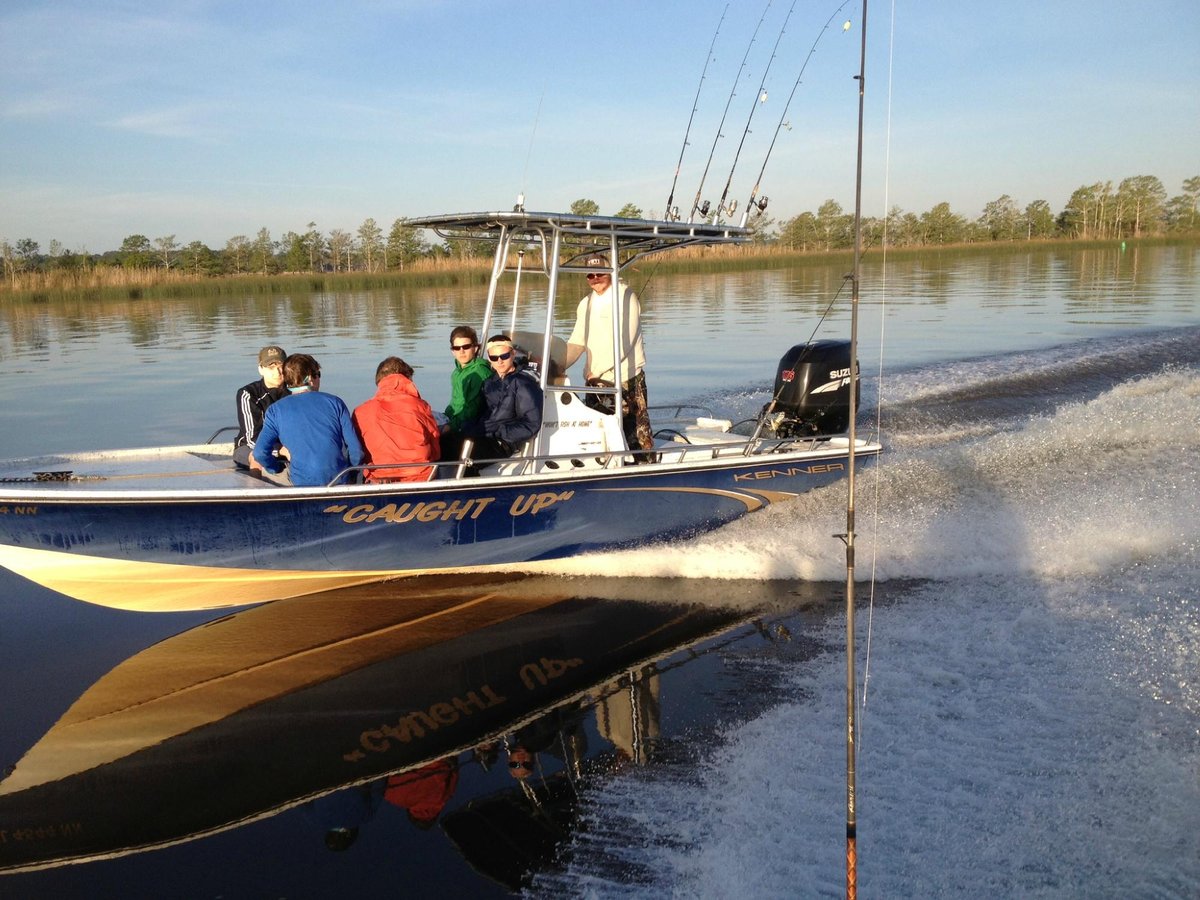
[766,340,857,437]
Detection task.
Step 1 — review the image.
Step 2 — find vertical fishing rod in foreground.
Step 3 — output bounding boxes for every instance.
[842,1,867,898]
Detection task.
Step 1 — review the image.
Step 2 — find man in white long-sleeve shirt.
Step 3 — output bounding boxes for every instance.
[563,254,653,454]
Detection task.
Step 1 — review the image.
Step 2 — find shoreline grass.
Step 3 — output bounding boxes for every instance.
[3,235,1195,304]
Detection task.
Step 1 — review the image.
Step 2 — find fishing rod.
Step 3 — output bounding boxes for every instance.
[688,0,772,224]
[740,0,855,227]
[843,2,867,898]
[514,87,546,213]
[712,0,799,224]
[664,3,729,222]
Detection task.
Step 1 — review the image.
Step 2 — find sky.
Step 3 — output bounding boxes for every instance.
[1,0,1197,254]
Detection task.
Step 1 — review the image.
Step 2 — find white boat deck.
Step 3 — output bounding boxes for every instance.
[0,443,271,493]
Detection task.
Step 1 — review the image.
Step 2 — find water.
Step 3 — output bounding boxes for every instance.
[1,242,1198,897]
[2,243,1196,456]
[535,336,1200,898]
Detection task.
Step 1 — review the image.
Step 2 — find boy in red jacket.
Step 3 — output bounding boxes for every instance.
[353,357,441,483]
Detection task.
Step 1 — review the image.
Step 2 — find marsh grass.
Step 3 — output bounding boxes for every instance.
[3,236,1192,304]
[1,256,497,304]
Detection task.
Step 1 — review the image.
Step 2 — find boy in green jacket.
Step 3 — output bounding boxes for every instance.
[442,325,494,441]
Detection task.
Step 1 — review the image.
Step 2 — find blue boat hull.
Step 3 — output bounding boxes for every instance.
[0,449,869,610]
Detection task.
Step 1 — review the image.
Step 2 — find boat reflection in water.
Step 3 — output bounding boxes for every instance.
[0,573,829,885]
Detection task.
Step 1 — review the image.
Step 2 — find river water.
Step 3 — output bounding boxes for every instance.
[0,241,1197,897]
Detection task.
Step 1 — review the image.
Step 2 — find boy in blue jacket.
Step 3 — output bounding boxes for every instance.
[253,354,364,486]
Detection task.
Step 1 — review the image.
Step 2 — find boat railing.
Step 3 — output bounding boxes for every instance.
[647,403,717,421]
[206,425,240,443]
[329,451,631,486]
[326,434,857,487]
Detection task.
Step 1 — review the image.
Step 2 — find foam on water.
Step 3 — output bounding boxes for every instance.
[534,363,1200,588]
[527,346,1200,897]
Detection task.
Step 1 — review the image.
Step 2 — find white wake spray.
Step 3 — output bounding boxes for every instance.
[525,365,1200,585]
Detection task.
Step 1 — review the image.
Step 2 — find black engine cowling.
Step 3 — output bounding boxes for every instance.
[768,340,858,437]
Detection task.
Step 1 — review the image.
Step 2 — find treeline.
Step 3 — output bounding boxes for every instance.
[0,218,434,286]
[776,175,1199,251]
[2,175,1196,290]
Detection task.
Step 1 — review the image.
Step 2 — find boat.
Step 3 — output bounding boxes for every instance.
[0,574,796,874]
[0,212,881,612]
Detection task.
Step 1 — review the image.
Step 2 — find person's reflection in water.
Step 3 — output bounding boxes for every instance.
[593,665,661,766]
[506,744,537,781]
[384,757,460,830]
[301,779,385,852]
[502,702,589,786]
[442,696,644,892]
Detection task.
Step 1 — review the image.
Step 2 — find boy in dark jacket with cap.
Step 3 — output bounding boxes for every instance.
[233,344,288,469]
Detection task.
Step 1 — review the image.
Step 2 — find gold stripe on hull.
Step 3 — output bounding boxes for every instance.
[0,544,412,612]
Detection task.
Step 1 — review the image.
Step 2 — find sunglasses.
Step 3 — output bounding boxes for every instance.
[508,760,532,770]
[586,272,608,280]
[451,343,476,351]
[488,351,513,362]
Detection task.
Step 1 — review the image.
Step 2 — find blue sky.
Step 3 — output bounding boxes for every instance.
[1,0,1197,253]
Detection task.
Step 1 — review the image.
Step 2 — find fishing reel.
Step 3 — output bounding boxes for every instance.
[739,196,770,228]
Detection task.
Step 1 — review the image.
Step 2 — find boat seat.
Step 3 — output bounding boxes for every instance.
[675,419,740,446]
[481,385,628,476]
[530,385,626,470]
[481,435,539,476]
